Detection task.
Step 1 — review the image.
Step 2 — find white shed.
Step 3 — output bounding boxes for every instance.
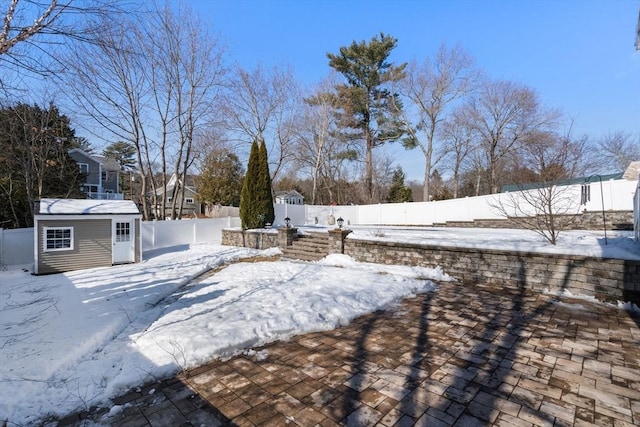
[275,190,304,205]
[34,199,142,275]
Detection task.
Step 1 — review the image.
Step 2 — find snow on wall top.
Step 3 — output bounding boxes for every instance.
[36,198,140,215]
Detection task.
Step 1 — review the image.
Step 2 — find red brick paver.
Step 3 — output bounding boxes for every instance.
[57,280,640,426]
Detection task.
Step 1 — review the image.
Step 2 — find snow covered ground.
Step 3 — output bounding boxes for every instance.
[0,227,638,425]
[343,226,640,260]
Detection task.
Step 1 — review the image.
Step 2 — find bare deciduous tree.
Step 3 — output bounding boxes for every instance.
[595,131,640,173]
[398,43,479,201]
[440,108,476,198]
[493,124,587,244]
[291,75,353,204]
[0,0,124,92]
[296,89,335,204]
[149,3,226,219]
[221,64,300,183]
[63,16,153,217]
[460,79,561,194]
[62,2,226,219]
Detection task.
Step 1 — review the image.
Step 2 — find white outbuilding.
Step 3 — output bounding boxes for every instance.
[34,198,142,275]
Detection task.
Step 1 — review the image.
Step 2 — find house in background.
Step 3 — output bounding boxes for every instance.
[152,174,204,218]
[33,198,142,274]
[275,190,304,205]
[623,161,640,180]
[68,149,123,200]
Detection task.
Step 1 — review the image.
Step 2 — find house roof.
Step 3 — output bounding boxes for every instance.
[501,172,624,193]
[36,198,140,215]
[68,149,121,171]
[622,161,640,180]
[275,190,304,199]
[90,154,120,171]
[153,174,197,196]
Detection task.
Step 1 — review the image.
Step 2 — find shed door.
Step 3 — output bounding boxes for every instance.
[112,219,134,264]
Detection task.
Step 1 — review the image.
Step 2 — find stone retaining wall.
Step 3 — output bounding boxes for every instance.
[221,228,640,305]
[344,238,640,305]
[221,229,278,250]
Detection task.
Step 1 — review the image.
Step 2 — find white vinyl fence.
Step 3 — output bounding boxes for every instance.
[141,217,241,252]
[2,178,637,266]
[275,178,638,228]
[634,175,640,242]
[0,227,34,266]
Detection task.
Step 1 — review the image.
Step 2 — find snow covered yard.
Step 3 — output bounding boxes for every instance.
[0,227,638,425]
[0,242,450,425]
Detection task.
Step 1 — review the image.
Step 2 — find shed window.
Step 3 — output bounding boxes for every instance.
[185,198,194,204]
[115,222,131,242]
[44,227,74,251]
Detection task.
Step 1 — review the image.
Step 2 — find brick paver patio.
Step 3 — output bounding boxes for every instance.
[57,280,640,426]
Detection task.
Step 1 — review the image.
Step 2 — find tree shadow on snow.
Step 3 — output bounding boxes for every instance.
[3,252,237,426]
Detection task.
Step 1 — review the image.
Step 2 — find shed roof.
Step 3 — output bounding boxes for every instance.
[37,198,140,215]
[275,190,304,199]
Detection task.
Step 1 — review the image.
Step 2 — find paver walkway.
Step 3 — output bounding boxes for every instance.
[56,280,640,426]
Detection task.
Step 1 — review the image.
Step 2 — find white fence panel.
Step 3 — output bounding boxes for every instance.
[634,176,640,242]
[583,179,637,212]
[198,217,241,244]
[0,227,34,266]
[298,181,635,227]
[141,217,240,253]
[303,205,358,227]
[274,204,306,227]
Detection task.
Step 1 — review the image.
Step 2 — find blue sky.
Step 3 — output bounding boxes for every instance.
[191,0,639,180]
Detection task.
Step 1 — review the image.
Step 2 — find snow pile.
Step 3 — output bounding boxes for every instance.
[0,244,447,425]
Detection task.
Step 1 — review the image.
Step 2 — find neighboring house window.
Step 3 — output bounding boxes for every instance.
[185,198,194,204]
[78,163,89,173]
[44,227,74,251]
[102,171,107,182]
[82,185,98,194]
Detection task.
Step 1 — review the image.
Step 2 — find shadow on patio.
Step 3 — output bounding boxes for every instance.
[56,269,640,426]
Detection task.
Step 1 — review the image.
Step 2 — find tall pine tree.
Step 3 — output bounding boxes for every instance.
[327,33,407,203]
[240,140,260,229]
[196,148,244,207]
[258,139,275,226]
[240,139,274,229]
[387,166,413,203]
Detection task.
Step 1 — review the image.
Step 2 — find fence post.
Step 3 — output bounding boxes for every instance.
[193,219,197,244]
